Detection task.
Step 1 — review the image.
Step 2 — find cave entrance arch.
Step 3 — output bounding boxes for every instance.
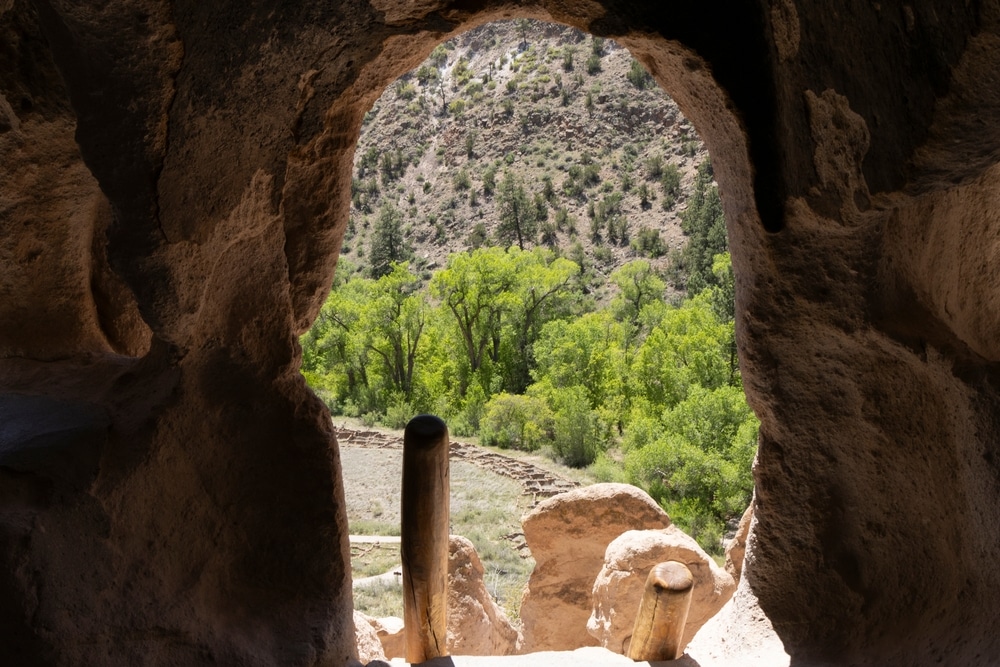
[300,10,752,656]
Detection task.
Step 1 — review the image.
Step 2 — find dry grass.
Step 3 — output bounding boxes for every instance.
[344,447,536,621]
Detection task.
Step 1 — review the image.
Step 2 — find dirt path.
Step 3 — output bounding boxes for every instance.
[336,427,579,504]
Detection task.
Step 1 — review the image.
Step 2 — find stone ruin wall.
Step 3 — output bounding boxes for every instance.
[1,0,999,665]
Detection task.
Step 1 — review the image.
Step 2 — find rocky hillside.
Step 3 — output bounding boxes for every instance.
[343,19,709,291]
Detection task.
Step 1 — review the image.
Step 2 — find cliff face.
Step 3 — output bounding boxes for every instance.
[2,1,1000,666]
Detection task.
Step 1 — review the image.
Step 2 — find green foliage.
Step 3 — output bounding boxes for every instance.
[464,131,476,158]
[645,153,664,180]
[562,46,575,71]
[416,64,439,85]
[430,44,448,68]
[536,383,603,467]
[586,54,602,75]
[379,148,407,184]
[632,226,667,258]
[660,163,681,209]
[624,384,757,550]
[610,259,665,327]
[467,222,489,250]
[369,203,411,279]
[496,171,537,250]
[454,168,472,191]
[396,80,417,100]
[627,59,653,90]
[303,242,754,553]
[452,57,473,87]
[480,393,553,451]
[482,164,497,196]
[679,160,727,294]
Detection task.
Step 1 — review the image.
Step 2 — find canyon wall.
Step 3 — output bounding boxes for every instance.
[1,1,999,664]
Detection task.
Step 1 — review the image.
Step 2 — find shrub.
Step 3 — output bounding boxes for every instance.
[383,399,414,430]
[588,451,627,483]
[586,54,601,75]
[430,44,448,68]
[562,46,575,71]
[645,154,664,180]
[479,393,554,451]
[467,222,488,249]
[548,386,602,467]
[661,163,681,197]
[627,59,653,90]
[632,226,667,258]
[416,65,438,84]
[482,165,497,196]
[454,168,471,190]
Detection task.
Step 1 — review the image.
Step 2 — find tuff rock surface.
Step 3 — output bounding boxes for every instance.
[724,501,753,583]
[447,535,520,656]
[354,611,388,664]
[3,0,1000,665]
[518,483,671,652]
[587,527,736,654]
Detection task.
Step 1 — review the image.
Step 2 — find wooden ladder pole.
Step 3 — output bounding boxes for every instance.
[401,414,450,663]
[627,560,694,661]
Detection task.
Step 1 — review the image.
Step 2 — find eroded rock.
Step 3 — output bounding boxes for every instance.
[518,483,671,652]
[354,610,388,663]
[4,0,1000,665]
[372,616,405,660]
[724,502,754,583]
[448,535,520,656]
[588,527,736,654]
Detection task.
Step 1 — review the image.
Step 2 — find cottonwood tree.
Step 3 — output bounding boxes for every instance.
[361,264,427,401]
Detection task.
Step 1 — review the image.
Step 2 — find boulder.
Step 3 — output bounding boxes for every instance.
[370,616,404,660]
[725,502,754,582]
[587,527,736,653]
[519,483,671,652]
[447,535,520,655]
[353,610,387,663]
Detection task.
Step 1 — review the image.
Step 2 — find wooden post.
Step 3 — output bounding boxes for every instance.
[401,414,450,664]
[627,561,694,661]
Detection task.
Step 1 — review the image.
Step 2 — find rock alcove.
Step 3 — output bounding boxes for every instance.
[2,1,1000,666]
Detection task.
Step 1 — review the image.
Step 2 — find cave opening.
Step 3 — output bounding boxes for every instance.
[299,16,761,657]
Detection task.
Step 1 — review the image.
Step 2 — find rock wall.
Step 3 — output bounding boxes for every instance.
[2,0,1000,665]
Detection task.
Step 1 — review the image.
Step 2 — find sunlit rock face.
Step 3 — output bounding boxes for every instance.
[2,1,1000,665]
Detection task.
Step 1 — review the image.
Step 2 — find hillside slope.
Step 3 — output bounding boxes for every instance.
[343,19,709,292]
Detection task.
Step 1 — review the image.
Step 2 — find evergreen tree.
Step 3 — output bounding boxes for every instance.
[679,159,727,294]
[369,203,411,279]
[496,171,537,250]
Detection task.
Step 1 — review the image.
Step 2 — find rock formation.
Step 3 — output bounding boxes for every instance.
[447,535,520,656]
[371,616,405,661]
[518,483,671,651]
[724,501,753,582]
[3,1,1000,665]
[353,611,388,664]
[587,527,736,653]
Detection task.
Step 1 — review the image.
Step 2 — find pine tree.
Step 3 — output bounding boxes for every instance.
[496,171,537,250]
[369,203,411,278]
[679,160,727,294]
